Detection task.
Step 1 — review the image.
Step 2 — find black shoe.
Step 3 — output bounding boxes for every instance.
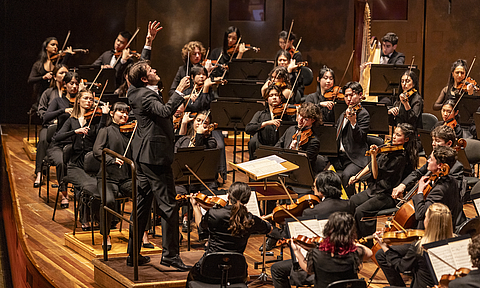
[126,255,151,267]
[142,242,154,249]
[160,255,192,271]
[34,182,41,188]
[182,219,189,233]
[102,244,112,251]
[259,237,277,251]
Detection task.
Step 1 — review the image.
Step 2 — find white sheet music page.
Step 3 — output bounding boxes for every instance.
[428,245,457,281]
[474,198,480,216]
[287,219,323,257]
[245,191,261,217]
[236,156,287,177]
[449,238,473,270]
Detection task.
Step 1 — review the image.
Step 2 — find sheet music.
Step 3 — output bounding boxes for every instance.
[245,191,261,217]
[427,237,472,281]
[474,198,480,216]
[237,158,287,177]
[287,219,323,238]
[449,238,472,270]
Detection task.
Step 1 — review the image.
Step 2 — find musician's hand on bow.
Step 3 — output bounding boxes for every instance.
[115,158,124,166]
[263,119,282,128]
[348,175,358,186]
[65,108,73,114]
[289,139,298,150]
[75,126,90,135]
[320,101,334,110]
[177,76,191,94]
[43,72,53,80]
[388,107,399,116]
[392,184,406,199]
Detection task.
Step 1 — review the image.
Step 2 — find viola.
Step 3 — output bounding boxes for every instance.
[456,77,480,92]
[434,268,471,288]
[226,44,260,54]
[272,103,300,117]
[291,128,313,150]
[365,143,404,156]
[324,86,345,101]
[120,121,136,133]
[175,193,227,210]
[277,235,323,250]
[50,48,89,61]
[265,194,321,224]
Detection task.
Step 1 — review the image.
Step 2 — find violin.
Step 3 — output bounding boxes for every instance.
[291,128,313,150]
[175,193,227,210]
[444,118,458,130]
[274,80,289,89]
[345,104,363,117]
[359,229,424,246]
[200,59,228,70]
[50,48,89,61]
[456,77,480,92]
[226,44,260,54]
[113,50,141,59]
[272,103,300,117]
[324,86,345,101]
[287,47,300,58]
[264,194,321,224]
[84,107,103,120]
[277,235,323,250]
[399,88,417,102]
[454,138,467,151]
[434,268,471,288]
[365,143,404,156]
[119,121,136,133]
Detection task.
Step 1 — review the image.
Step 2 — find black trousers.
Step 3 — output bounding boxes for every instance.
[212,130,227,176]
[67,162,99,225]
[375,244,410,287]
[271,259,314,288]
[127,163,179,259]
[97,178,131,236]
[349,189,396,239]
[330,153,362,198]
[35,127,48,174]
[46,144,66,192]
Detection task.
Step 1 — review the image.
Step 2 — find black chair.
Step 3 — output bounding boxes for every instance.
[38,124,58,203]
[53,144,74,221]
[188,252,247,288]
[326,278,367,288]
[421,113,438,131]
[301,66,314,87]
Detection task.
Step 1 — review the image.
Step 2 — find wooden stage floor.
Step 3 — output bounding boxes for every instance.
[1,124,478,288]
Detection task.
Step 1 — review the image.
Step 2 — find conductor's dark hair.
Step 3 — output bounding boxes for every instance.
[128,60,151,88]
[228,182,255,237]
[314,171,342,199]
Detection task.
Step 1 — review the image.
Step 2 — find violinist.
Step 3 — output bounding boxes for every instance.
[53,89,109,229]
[34,64,69,188]
[433,59,475,111]
[245,85,293,160]
[208,26,247,77]
[388,70,424,135]
[278,30,302,62]
[434,99,463,139]
[412,146,464,229]
[305,66,337,123]
[187,182,272,285]
[261,66,294,102]
[275,49,304,102]
[374,203,454,288]
[44,71,80,207]
[448,234,480,287]
[288,212,372,288]
[271,171,351,288]
[349,123,418,241]
[330,81,370,197]
[183,67,216,112]
[169,41,207,97]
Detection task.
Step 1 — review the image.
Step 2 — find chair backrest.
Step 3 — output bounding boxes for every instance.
[83,151,100,175]
[199,252,247,284]
[63,144,73,165]
[421,113,438,131]
[465,138,480,165]
[471,181,480,198]
[46,124,57,144]
[326,278,367,288]
[301,66,314,86]
[366,135,384,147]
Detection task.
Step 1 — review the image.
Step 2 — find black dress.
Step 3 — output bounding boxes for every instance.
[388,91,424,131]
[305,89,336,123]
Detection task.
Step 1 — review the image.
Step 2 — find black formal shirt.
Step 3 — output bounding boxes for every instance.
[302,198,350,219]
[449,268,480,288]
[174,134,217,151]
[245,108,292,147]
[38,87,62,126]
[366,150,409,196]
[388,91,424,131]
[304,90,336,123]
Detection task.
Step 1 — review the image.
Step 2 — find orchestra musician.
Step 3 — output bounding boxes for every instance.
[278,30,302,62]
[245,84,293,160]
[434,99,463,140]
[271,171,351,288]
[125,60,191,269]
[433,59,475,111]
[44,71,80,208]
[289,212,372,288]
[379,32,405,65]
[261,66,294,101]
[374,203,454,288]
[187,182,272,284]
[34,64,69,188]
[349,123,418,240]
[169,41,206,97]
[448,234,480,288]
[329,81,370,197]
[208,26,247,78]
[275,49,304,102]
[53,89,109,230]
[305,66,337,123]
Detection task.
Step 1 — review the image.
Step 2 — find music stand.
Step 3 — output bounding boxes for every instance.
[172,147,221,250]
[312,124,339,157]
[77,65,117,93]
[456,96,480,126]
[217,79,264,100]
[369,64,420,98]
[333,101,389,135]
[227,59,275,80]
[211,101,264,181]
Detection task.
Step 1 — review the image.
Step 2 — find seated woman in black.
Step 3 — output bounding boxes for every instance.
[53,89,108,229]
[290,212,372,288]
[374,203,454,288]
[187,182,272,284]
[275,49,303,103]
[434,99,462,139]
[261,66,294,102]
[246,84,293,160]
[305,66,338,123]
[349,123,418,241]
[275,102,326,174]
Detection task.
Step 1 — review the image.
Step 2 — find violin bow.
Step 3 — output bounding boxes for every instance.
[278,176,294,203]
[453,56,476,112]
[423,247,458,271]
[276,205,321,238]
[286,20,294,50]
[339,50,356,88]
[228,36,242,63]
[86,80,108,129]
[185,164,217,196]
[113,27,140,68]
[397,56,416,111]
[280,69,302,119]
[186,51,190,77]
[189,109,210,147]
[295,37,302,51]
[119,120,138,169]
[89,67,104,90]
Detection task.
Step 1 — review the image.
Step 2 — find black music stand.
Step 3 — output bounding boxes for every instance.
[333,101,389,135]
[227,59,275,80]
[77,65,117,93]
[312,124,339,157]
[217,79,264,100]
[456,96,480,126]
[210,101,264,181]
[369,64,420,98]
[172,147,221,250]
[418,129,433,156]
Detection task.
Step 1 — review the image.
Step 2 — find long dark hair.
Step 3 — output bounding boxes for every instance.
[39,37,57,63]
[275,49,291,66]
[228,182,254,237]
[187,110,212,136]
[447,59,467,92]
[398,70,419,94]
[49,64,68,88]
[317,65,336,92]
[319,212,357,255]
[223,26,241,54]
[314,170,342,199]
[397,123,418,170]
[267,66,292,89]
[106,102,130,126]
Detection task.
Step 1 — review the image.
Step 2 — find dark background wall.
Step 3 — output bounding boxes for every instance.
[1,0,480,124]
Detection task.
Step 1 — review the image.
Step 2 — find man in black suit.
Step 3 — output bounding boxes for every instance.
[126,60,192,270]
[380,32,405,65]
[330,81,370,197]
[449,234,480,288]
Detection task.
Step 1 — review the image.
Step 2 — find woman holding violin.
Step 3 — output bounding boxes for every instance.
[288,212,372,288]
[349,123,418,241]
[187,182,272,285]
[433,59,476,111]
[261,66,294,102]
[275,49,304,102]
[434,99,463,139]
[278,30,302,62]
[374,203,454,288]
[388,70,424,133]
[53,89,109,228]
[169,41,206,97]
[305,66,338,123]
[245,85,293,160]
